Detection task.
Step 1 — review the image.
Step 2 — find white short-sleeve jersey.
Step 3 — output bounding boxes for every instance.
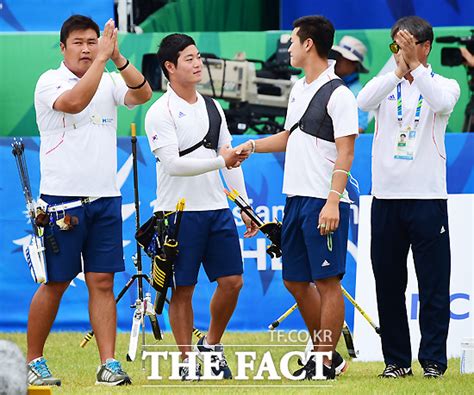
[145,85,232,211]
[282,61,358,200]
[34,62,130,197]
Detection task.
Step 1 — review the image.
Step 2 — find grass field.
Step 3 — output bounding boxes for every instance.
[3,332,473,394]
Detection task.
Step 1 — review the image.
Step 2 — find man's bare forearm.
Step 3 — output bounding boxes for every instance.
[53,58,107,114]
[328,135,356,203]
[114,55,152,105]
[255,130,290,153]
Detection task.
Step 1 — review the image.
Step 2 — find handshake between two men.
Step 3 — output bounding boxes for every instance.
[219,140,254,169]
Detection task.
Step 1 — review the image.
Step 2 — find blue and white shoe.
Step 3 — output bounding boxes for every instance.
[95,358,132,386]
[179,358,202,381]
[27,357,61,386]
[194,336,232,379]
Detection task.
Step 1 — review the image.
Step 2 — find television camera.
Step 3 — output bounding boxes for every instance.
[142,35,300,134]
[436,30,474,132]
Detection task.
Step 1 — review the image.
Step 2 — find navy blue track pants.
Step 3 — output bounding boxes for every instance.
[371,198,451,371]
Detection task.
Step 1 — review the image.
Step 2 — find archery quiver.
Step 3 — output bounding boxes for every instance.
[135,199,185,315]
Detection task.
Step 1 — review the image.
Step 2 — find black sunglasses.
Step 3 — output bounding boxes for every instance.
[389,40,427,54]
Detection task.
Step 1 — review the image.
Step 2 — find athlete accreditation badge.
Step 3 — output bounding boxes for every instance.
[394,126,416,160]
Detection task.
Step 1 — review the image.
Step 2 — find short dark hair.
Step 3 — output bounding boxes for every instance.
[60,15,100,45]
[391,16,433,45]
[157,33,196,79]
[293,15,334,58]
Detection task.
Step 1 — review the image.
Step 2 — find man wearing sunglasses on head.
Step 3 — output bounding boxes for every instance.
[358,16,460,379]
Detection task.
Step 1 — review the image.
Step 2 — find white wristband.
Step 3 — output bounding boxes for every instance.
[249,139,256,153]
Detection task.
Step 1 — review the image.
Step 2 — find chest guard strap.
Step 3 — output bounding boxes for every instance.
[179,96,222,157]
[289,79,345,143]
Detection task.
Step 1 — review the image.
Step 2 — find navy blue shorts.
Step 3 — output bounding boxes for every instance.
[168,209,243,286]
[41,195,125,282]
[281,196,350,282]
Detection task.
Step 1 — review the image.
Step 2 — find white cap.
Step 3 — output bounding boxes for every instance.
[331,36,369,73]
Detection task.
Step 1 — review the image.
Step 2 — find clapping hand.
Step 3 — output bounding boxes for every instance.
[97,19,117,63]
[395,30,421,70]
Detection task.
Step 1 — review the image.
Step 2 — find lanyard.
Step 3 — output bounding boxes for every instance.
[396,83,423,129]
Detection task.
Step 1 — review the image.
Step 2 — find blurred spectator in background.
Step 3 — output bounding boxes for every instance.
[331,36,369,132]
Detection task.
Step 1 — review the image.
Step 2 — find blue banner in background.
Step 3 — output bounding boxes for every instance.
[0,0,114,32]
[0,134,473,334]
[280,0,474,29]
